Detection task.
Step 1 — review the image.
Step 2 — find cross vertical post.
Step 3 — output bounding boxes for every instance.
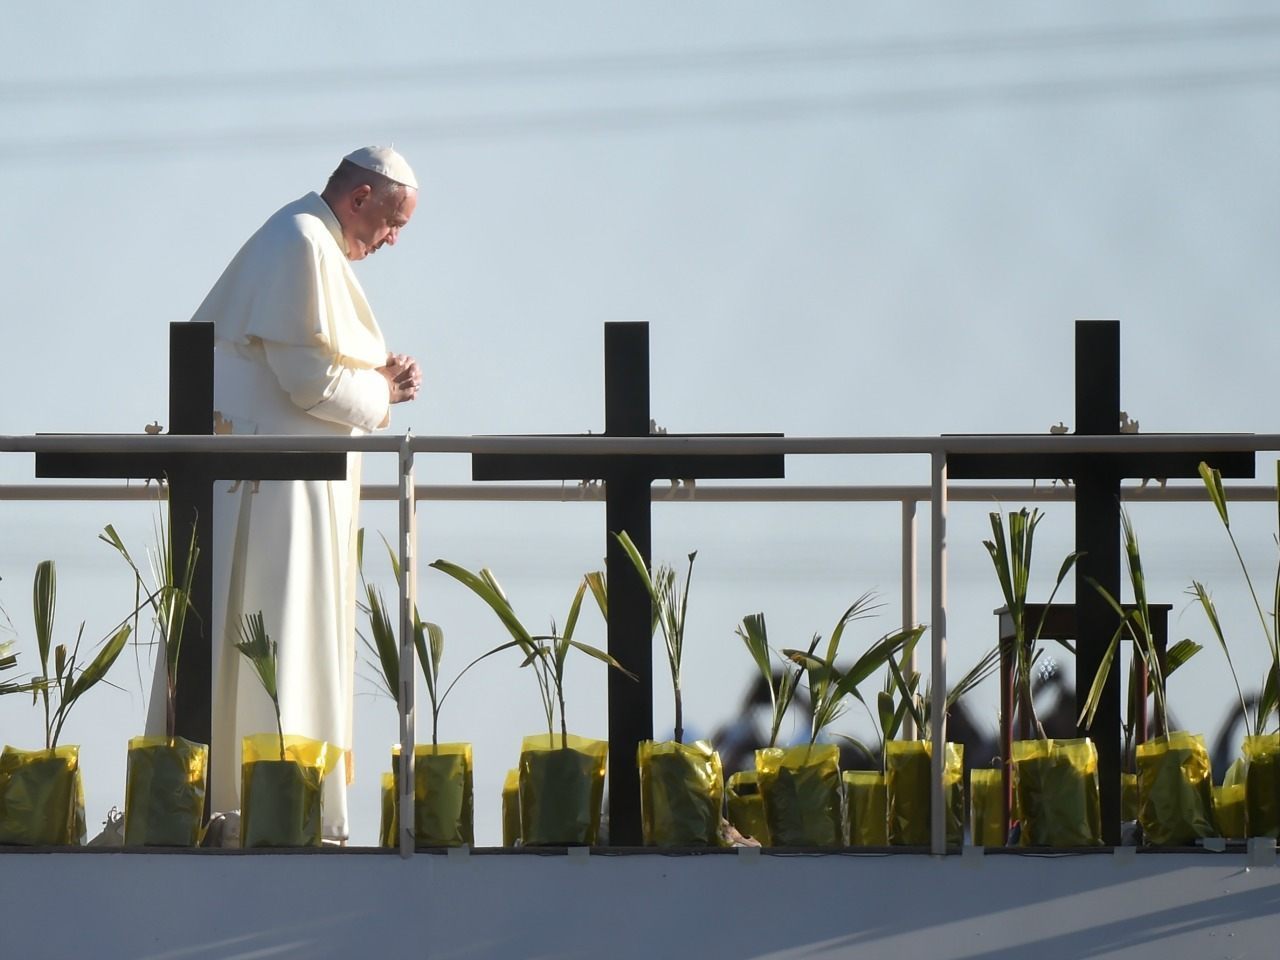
[168,322,215,747]
[1074,320,1123,843]
[603,323,653,845]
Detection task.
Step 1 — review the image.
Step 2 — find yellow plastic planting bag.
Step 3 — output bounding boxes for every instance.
[1135,732,1216,846]
[844,770,887,846]
[123,736,207,847]
[1213,758,1247,839]
[392,742,474,847]
[1012,738,1102,847]
[502,768,521,847]
[240,734,340,848]
[1243,734,1280,838]
[379,772,396,848]
[518,733,607,846]
[756,744,843,847]
[885,740,963,846]
[1121,772,1138,822]
[969,768,1005,847]
[638,739,724,847]
[725,770,770,845]
[0,745,83,845]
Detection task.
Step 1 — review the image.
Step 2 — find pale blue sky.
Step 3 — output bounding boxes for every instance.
[2,1,1278,844]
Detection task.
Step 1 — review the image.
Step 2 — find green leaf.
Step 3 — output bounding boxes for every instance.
[565,638,637,680]
[64,623,130,706]
[430,560,535,652]
[1199,461,1230,529]
[1188,581,1252,738]
[33,560,56,677]
[1078,625,1123,730]
[584,571,607,621]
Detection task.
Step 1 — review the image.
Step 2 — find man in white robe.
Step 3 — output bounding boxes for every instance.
[149,147,421,841]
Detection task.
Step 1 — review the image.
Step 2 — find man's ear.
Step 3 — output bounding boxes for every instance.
[349,184,374,210]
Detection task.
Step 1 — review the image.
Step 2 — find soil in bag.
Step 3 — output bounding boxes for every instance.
[639,740,724,847]
[1136,732,1216,846]
[393,743,474,847]
[124,736,207,847]
[757,744,843,848]
[518,734,606,846]
[725,770,770,845]
[1013,738,1102,847]
[1213,758,1247,839]
[240,734,336,848]
[969,768,1005,847]
[885,741,963,846]
[1243,734,1280,839]
[1121,772,1138,823]
[844,770,887,846]
[0,745,81,846]
[380,772,396,848]
[501,768,521,847]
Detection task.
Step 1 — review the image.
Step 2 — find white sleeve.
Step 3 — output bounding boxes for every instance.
[261,339,391,432]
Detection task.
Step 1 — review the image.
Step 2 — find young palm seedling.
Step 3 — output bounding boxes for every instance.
[1193,460,1280,837]
[1078,508,1213,844]
[101,506,207,846]
[984,507,1100,847]
[431,558,636,844]
[358,532,474,846]
[615,531,723,846]
[233,611,335,847]
[884,641,999,845]
[735,596,921,847]
[0,560,131,845]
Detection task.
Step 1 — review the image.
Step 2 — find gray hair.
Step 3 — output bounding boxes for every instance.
[324,159,406,204]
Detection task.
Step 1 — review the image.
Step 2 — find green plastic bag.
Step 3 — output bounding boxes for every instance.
[501,768,521,847]
[1243,734,1280,839]
[1135,732,1216,846]
[1012,738,1102,847]
[1213,758,1247,839]
[725,770,769,845]
[123,736,207,847]
[379,772,396,848]
[970,768,1005,847]
[885,741,963,846]
[756,744,843,847]
[0,745,84,845]
[638,740,724,847]
[844,770,887,846]
[240,734,339,848]
[1121,772,1138,822]
[392,742,474,847]
[518,733,607,846]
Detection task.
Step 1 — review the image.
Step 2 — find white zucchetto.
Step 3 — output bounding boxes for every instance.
[342,145,418,190]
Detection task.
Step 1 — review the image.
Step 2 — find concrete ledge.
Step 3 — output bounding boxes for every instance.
[3,849,1277,958]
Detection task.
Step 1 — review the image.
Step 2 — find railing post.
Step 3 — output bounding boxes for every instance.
[397,434,417,859]
[901,497,918,741]
[930,450,948,856]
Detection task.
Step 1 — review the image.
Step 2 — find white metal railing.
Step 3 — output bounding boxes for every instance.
[4,431,1279,856]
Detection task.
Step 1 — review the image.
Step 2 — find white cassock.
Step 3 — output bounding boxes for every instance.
[147,192,391,840]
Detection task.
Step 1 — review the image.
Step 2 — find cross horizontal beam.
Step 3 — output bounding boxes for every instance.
[35,451,347,481]
[947,448,1254,480]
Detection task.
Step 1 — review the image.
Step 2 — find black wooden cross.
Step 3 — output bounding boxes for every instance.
[949,319,1253,844]
[472,321,785,845]
[35,322,346,752]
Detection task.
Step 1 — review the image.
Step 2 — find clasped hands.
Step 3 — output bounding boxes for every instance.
[378,352,422,404]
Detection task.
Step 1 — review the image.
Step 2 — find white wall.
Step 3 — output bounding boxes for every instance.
[4,849,1278,959]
